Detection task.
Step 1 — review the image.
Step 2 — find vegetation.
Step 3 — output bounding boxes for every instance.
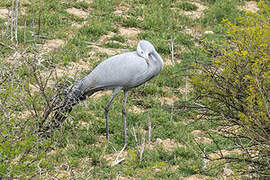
[190,3,270,177]
[177,2,198,11]
[0,0,269,179]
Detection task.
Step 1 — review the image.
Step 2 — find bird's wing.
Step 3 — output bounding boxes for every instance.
[79,52,152,92]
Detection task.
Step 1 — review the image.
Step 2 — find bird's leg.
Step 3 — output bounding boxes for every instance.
[104,87,122,140]
[122,90,129,146]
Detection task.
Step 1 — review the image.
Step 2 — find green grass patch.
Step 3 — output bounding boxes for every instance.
[110,35,127,43]
[177,2,198,11]
[103,42,127,49]
[202,0,243,26]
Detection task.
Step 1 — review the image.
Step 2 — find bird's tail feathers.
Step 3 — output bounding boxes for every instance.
[50,86,86,128]
[39,84,88,136]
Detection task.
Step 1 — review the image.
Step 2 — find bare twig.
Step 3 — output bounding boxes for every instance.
[32,18,36,43]
[185,74,188,101]
[0,42,15,50]
[14,0,19,42]
[202,147,208,171]
[23,81,39,119]
[170,106,174,121]
[139,133,145,162]
[6,5,10,36]
[112,144,126,166]
[131,126,138,150]
[38,8,42,36]
[170,37,175,66]
[207,132,224,158]
[24,20,26,44]
[147,112,151,148]
[11,0,15,41]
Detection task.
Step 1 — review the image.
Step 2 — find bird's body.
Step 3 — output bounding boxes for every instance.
[45,40,163,145]
[77,51,163,97]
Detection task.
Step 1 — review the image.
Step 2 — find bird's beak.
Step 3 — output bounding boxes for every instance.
[145,53,150,66]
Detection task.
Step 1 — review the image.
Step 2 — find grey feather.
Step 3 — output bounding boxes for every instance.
[43,40,164,143]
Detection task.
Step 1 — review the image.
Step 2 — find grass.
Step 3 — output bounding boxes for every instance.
[202,0,243,26]
[0,0,260,179]
[177,2,199,11]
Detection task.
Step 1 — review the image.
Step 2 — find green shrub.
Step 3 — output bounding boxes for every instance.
[191,2,270,177]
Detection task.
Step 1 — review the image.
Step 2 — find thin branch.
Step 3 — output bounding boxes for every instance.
[24,20,26,44]
[139,133,145,162]
[6,4,10,36]
[112,144,126,166]
[37,8,42,36]
[131,126,138,150]
[170,37,175,66]
[147,112,151,148]
[185,74,188,101]
[14,0,19,42]
[10,0,15,41]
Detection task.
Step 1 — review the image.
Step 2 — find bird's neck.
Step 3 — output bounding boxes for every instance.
[151,51,164,70]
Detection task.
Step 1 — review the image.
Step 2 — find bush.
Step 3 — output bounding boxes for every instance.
[0,49,67,177]
[190,2,270,177]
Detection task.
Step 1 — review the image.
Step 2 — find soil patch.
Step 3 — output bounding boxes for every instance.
[119,27,141,40]
[66,7,88,19]
[191,130,204,136]
[209,149,242,159]
[0,8,9,19]
[195,136,212,144]
[238,1,258,13]
[155,138,183,151]
[43,39,65,51]
[78,0,93,3]
[181,174,208,180]
[160,96,178,106]
[90,45,127,56]
[103,149,128,166]
[182,2,208,19]
[183,27,202,37]
[130,105,145,114]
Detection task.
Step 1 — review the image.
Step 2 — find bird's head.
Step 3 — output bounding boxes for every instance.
[136,40,155,66]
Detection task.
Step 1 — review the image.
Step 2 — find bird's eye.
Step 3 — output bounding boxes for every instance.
[141,51,144,54]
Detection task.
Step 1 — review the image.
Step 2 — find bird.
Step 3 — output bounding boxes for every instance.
[43,40,164,145]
